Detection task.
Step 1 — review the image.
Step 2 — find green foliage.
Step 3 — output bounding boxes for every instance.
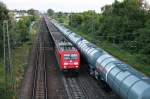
[12,16,37,46]
[69,13,83,27]
[0,42,31,98]
[0,2,38,57]
[47,9,54,16]
[0,1,9,57]
[0,2,9,20]
[58,0,150,74]
[54,12,69,24]
[69,11,102,34]
[27,8,38,16]
[67,0,150,65]
[0,2,38,98]
[16,18,29,42]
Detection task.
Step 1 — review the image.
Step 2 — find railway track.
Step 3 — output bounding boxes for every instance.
[61,71,118,99]
[31,19,48,99]
[76,66,118,99]
[62,77,87,99]
[44,17,119,99]
[23,17,119,99]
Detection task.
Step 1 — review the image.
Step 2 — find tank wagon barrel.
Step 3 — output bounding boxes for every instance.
[47,17,150,99]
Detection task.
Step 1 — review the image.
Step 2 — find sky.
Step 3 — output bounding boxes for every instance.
[0,0,150,12]
[0,0,118,12]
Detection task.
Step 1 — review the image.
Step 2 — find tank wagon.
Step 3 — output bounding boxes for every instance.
[48,18,150,99]
[44,17,80,72]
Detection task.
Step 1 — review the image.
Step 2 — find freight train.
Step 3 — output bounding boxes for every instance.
[46,17,150,99]
[44,17,80,72]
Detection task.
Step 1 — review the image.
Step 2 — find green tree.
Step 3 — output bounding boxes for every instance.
[47,9,54,16]
[69,13,83,27]
[67,0,150,64]
[27,8,38,16]
[15,16,35,43]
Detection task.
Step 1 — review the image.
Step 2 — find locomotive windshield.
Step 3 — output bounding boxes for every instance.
[71,54,78,59]
[64,54,78,60]
[64,54,70,60]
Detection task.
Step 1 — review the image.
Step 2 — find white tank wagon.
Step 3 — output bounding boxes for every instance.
[50,18,150,99]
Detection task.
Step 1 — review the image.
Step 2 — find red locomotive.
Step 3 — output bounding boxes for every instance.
[55,40,80,71]
[46,19,80,72]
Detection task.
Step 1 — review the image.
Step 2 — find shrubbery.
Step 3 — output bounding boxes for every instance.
[68,0,150,64]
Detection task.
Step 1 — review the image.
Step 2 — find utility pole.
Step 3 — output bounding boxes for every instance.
[3,20,13,95]
[92,11,96,44]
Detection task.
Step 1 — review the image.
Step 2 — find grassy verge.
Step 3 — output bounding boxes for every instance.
[0,42,30,99]
[0,21,37,99]
[0,59,7,98]
[0,42,31,98]
[64,24,150,76]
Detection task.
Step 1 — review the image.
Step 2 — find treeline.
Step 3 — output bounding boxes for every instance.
[11,16,37,46]
[0,1,37,57]
[47,9,69,24]
[68,0,150,64]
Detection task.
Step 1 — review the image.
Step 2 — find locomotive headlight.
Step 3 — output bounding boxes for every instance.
[75,66,78,68]
[64,62,68,65]
[64,66,67,69]
[74,62,78,65]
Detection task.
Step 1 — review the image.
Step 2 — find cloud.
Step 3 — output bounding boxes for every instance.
[1,0,114,12]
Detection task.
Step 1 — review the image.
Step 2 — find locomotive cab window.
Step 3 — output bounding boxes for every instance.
[71,54,78,59]
[64,54,70,60]
[64,54,78,60]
